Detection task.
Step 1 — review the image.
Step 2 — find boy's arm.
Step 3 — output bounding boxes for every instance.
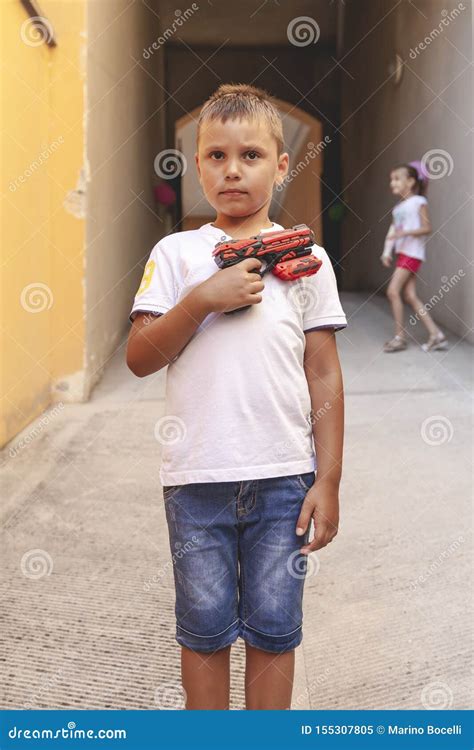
[296,328,344,553]
[126,257,264,377]
[126,288,211,377]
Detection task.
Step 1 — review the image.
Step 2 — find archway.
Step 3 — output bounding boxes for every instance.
[174,99,324,242]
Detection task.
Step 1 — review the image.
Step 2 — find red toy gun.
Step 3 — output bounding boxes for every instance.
[212,223,322,314]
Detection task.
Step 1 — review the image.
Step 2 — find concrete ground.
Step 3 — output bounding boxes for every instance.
[0,291,472,710]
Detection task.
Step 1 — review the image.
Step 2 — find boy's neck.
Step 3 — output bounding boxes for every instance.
[212,209,274,238]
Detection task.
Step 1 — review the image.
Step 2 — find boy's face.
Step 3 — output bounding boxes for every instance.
[390,167,415,197]
[195,116,288,220]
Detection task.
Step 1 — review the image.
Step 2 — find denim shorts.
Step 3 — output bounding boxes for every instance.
[162,471,316,654]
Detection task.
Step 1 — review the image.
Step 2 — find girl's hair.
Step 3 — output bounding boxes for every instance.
[197,83,284,156]
[393,162,428,196]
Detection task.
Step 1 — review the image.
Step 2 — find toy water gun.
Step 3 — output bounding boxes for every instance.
[212,223,322,314]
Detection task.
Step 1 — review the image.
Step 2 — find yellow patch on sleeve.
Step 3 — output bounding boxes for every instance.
[136,259,156,296]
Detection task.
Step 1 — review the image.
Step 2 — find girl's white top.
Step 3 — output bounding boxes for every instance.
[389,194,428,261]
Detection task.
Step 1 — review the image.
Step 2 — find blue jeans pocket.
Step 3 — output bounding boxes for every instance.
[163,485,183,501]
[293,472,315,492]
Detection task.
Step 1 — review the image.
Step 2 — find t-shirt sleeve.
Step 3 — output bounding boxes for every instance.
[301,246,347,333]
[129,240,177,323]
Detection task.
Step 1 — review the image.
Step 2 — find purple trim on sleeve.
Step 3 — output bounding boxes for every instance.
[129,310,164,323]
[304,324,347,332]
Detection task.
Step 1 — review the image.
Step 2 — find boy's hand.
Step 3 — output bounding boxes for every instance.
[198,257,265,314]
[380,255,392,267]
[296,480,339,554]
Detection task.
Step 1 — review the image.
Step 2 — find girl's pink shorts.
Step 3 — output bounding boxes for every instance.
[396,253,422,273]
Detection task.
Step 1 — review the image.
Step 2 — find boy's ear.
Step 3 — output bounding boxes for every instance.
[195,152,201,180]
[276,151,289,184]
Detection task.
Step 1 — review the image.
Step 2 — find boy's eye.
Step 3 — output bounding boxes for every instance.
[208,150,261,160]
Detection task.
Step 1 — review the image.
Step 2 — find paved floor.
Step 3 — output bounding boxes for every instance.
[1,291,472,710]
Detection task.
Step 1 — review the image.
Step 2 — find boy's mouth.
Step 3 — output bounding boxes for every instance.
[220,189,247,195]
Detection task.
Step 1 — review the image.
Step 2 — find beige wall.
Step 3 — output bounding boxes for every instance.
[85,0,166,393]
[341,0,473,342]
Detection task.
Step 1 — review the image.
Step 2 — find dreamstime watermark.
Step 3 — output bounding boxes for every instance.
[20,16,54,47]
[21,549,53,580]
[409,270,464,325]
[420,416,453,446]
[420,681,454,709]
[276,137,331,192]
[24,673,64,711]
[154,415,187,445]
[274,406,330,460]
[8,722,127,740]
[275,431,310,461]
[307,403,332,425]
[9,403,65,458]
[143,535,199,592]
[287,16,320,47]
[143,5,199,58]
[154,681,187,709]
[410,535,464,592]
[24,661,73,710]
[140,311,162,327]
[286,548,320,579]
[292,668,331,707]
[9,137,64,192]
[20,283,54,313]
[409,4,466,60]
[286,281,320,314]
[153,148,187,179]
[421,148,454,179]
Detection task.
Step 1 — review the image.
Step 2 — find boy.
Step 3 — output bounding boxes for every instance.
[126,84,347,710]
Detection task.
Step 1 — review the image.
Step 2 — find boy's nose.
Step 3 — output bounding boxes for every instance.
[225,160,241,178]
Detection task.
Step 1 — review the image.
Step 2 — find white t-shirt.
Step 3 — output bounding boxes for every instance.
[129,221,348,485]
[392,195,428,261]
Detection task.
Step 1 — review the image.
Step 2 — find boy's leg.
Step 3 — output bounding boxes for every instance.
[403,275,440,336]
[244,643,295,710]
[237,473,315,710]
[386,267,412,337]
[163,482,240,710]
[182,644,231,709]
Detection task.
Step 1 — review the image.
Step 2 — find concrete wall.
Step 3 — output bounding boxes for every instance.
[341,0,473,342]
[85,0,166,394]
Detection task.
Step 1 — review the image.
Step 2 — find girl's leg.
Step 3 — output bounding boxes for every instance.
[181,644,231,709]
[403,275,442,336]
[245,643,295,709]
[386,267,412,337]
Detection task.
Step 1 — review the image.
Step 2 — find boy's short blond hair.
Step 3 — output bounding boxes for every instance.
[197,83,284,156]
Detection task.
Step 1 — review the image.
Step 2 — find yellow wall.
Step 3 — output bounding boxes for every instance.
[1,0,87,447]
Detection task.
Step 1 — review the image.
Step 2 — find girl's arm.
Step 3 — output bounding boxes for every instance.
[381,223,396,259]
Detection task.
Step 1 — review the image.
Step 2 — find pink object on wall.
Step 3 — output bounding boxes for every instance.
[154,183,176,207]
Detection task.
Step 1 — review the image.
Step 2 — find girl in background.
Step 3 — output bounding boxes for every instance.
[381,161,448,353]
